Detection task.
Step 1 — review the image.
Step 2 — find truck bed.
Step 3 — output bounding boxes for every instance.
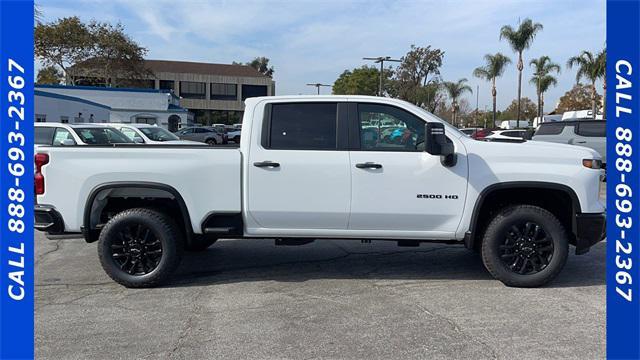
[36,145,242,233]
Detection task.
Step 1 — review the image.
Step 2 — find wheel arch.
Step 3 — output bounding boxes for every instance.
[465,181,581,250]
[83,181,194,246]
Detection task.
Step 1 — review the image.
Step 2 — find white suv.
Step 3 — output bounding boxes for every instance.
[532,120,606,166]
[35,123,133,146]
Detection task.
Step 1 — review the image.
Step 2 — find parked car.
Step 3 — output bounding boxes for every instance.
[227,128,241,143]
[173,126,224,145]
[484,129,527,141]
[532,120,606,166]
[108,123,201,145]
[35,95,604,289]
[459,127,483,136]
[35,123,134,146]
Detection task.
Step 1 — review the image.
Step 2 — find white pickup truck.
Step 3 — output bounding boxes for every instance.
[34,96,606,288]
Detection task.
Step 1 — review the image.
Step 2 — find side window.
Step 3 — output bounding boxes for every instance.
[268,103,338,150]
[535,122,565,135]
[121,128,144,142]
[52,128,76,145]
[35,127,55,145]
[502,131,522,138]
[358,103,425,151]
[575,122,605,137]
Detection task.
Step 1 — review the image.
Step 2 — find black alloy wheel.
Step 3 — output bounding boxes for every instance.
[497,221,554,275]
[111,223,163,275]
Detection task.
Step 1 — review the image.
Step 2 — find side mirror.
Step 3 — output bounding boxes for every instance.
[61,139,75,146]
[425,122,457,167]
[133,138,144,144]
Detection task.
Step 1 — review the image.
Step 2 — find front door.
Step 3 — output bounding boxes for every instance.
[348,102,468,238]
[246,101,351,233]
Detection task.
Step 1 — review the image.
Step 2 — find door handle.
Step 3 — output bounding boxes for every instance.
[575,141,587,144]
[253,161,280,168]
[355,162,382,169]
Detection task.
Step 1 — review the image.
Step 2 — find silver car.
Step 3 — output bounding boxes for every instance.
[174,126,224,145]
[532,120,606,166]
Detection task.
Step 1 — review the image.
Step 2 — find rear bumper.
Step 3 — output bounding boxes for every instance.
[34,205,65,234]
[575,212,606,255]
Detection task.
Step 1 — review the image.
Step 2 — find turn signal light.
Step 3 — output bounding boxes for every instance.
[582,159,602,169]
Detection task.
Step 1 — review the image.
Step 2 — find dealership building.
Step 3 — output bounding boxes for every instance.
[70,60,276,125]
[35,85,191,132]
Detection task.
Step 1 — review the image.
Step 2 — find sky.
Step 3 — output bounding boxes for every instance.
[39,0,605,112]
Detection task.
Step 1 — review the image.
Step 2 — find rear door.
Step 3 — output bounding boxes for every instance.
[572,121,606,162]
[348,102,468,237]
[246,101,351,232]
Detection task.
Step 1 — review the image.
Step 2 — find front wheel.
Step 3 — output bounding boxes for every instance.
[206,138,217,146]
[98,208,184,288]
[481,205,568,287]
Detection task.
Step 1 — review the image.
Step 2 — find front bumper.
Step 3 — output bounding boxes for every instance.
[34,205,65,234]
[574,212,606,255]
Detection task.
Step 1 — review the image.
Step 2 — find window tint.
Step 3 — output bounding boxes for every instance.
[120,128,144,142]
[358,103,425,151]
[575,122,605,137]
[535,122,565,135]
[211,83,237,100]
[52,128,75,145]
[269,103,337,150]
[35,127,55,145]
[502,131,524,138]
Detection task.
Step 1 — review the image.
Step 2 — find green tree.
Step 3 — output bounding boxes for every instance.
[34,16,92,84]
[500,97,537,123]
[332,65,386,95]
[443,78,473,126]
[235,57,274,78]
[500,18,543,126]
[529,55,560,120]
[392,45,445,111]
[555,83,602,114]
[567,49,606,118]
[36,65,63,85]
[472,52,511,124]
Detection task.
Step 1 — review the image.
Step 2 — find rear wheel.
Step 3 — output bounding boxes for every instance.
[98,208,184,288]
[481,205,568,287]
[206,138,217,146]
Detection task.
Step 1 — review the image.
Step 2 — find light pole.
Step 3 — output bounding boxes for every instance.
[306,83,332,95]
[363,56,401,96]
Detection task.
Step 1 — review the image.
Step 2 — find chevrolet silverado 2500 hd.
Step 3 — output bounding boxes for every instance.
[34,96,606,288]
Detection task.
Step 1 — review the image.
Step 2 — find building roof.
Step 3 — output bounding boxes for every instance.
[35,90,112,110]
[144,60,269,78]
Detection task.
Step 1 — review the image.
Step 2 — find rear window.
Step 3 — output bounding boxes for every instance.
[268,103,337,150]
[502,130,524,138]
[35,127,55,145]
[575,122,605,137]
[535,122,566,135]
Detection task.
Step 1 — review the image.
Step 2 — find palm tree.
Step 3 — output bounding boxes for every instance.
[567,49,606,118]
[500,18,544,127]
[529,56,560,120]
[473,53,511,125]
[443,78,473,126]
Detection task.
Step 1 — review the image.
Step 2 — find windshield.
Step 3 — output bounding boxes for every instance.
[139,127,180,141]
[74,127,133,144]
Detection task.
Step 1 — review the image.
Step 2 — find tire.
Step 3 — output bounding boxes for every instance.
[186,237,218,252]
[481,205,568,287]
[206,138,217,146]
[98,208,184,288]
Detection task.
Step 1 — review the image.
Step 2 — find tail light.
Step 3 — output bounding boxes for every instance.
[35,153,49,195]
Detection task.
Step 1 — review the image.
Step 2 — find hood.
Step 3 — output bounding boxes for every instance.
[464,138,601,163]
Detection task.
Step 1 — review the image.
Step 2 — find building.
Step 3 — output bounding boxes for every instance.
[70,60,276,125]
[35,85,191,132]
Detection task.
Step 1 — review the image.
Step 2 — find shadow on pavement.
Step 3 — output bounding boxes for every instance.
[166,239,606,289]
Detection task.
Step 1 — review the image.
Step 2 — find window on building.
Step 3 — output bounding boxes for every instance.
[159,80,175,91]
[211,83,237,100]
[180,81,206,99]
[35,114,46,122]
[60,116,69,124]
[242,84,268,100]
[268,103,337,150]
[135,116,158,125]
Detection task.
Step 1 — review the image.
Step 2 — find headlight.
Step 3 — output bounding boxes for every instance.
[583,159,602,169]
